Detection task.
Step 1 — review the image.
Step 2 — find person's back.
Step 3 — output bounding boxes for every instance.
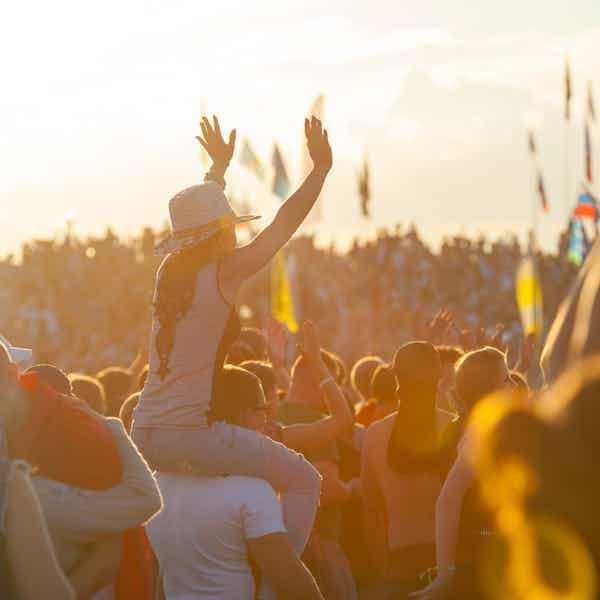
[362,412,451,551]
[147,473,317,600]
[135,262,235,430]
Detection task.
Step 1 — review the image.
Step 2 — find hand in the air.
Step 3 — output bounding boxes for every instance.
[305,116,332,173]
[297,320,323,369]
[196,115,236,168]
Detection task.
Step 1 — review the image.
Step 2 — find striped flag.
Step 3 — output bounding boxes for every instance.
[270,250,298,333]
[574,192,598,220]
[516,254,544,340]
[272,144,290,200]
[239,139,265,180]
[585,120,593,183]
[588,82,596,123]
[565,59,572,121]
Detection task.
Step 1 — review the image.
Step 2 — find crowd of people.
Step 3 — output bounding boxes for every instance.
[1,113,599,600]
[0,204,577,375]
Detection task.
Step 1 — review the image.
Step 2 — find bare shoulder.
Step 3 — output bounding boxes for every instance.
[364,412,396,445]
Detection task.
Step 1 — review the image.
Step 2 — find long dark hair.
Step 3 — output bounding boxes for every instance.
[154,232,228,380]
[387,341,455,473]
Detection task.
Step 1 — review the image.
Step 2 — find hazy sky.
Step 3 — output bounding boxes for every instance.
[1,0,599,255]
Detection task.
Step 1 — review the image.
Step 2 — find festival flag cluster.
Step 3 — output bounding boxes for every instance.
[515,253,544,340]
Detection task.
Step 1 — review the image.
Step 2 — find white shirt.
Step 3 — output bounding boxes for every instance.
[147,473,286,600]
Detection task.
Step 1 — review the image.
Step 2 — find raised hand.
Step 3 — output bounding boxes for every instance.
[266,317,287,368]
[305,116,332,174]
[196,115,236,168]
[297,320,322,368]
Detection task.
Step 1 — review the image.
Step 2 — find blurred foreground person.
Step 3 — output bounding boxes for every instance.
[133,114,332,556]
[147,365,323,600]
[0,459,74,599]
[471,356,600,600]
[0,341,162,599]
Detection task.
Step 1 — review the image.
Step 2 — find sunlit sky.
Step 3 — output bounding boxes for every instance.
[1,0,599,255]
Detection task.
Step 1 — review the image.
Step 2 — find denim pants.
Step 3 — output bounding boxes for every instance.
[132,422,321,555]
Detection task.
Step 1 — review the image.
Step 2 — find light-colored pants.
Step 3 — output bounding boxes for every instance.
[132,422,321,555]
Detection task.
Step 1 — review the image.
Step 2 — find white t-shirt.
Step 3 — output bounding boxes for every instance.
[146,473,286,600]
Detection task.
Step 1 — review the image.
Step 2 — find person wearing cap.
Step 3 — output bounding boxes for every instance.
[132,114,332,557]
[0,335,32,366]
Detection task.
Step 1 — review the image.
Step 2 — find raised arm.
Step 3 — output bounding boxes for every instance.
[220,117,332,289]
[281,321,353,453]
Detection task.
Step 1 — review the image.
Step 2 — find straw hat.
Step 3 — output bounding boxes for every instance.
[155,182,259,256]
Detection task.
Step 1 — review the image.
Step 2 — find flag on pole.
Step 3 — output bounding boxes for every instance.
[565,59,572,121]
[272,144,290,199]
[574,192,598,220]
[568,217,589,266]
[358,154,371,218]
[270,250,298,333]
[528,130,537,155]
[516,254,544,340]
[585,120,593,183]
[537,172,549,213]
[239,139,265,180]
[588,82,596,123]
[528,131,549,213]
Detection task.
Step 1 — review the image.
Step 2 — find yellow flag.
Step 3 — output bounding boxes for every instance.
[516,256,544,339]
[271,250,298,333]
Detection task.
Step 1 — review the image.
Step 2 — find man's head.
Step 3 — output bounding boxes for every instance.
[351,356,384,401]
[25,364,72,395]
[225,341,257,365]
[96,366,133,417]
[393,342,441,398]
[119,392,141,434]
[240,360,277,419]
[70,374,107,414]
[209,365,268,432]
[289,349,338,411]
[238,328,268,361]
[371,363,397,407]
[454,346,513,416]
[0,341,25,427]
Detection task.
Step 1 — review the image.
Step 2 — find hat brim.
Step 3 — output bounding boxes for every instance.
[0,336,33,364]
[154,215,260,256]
